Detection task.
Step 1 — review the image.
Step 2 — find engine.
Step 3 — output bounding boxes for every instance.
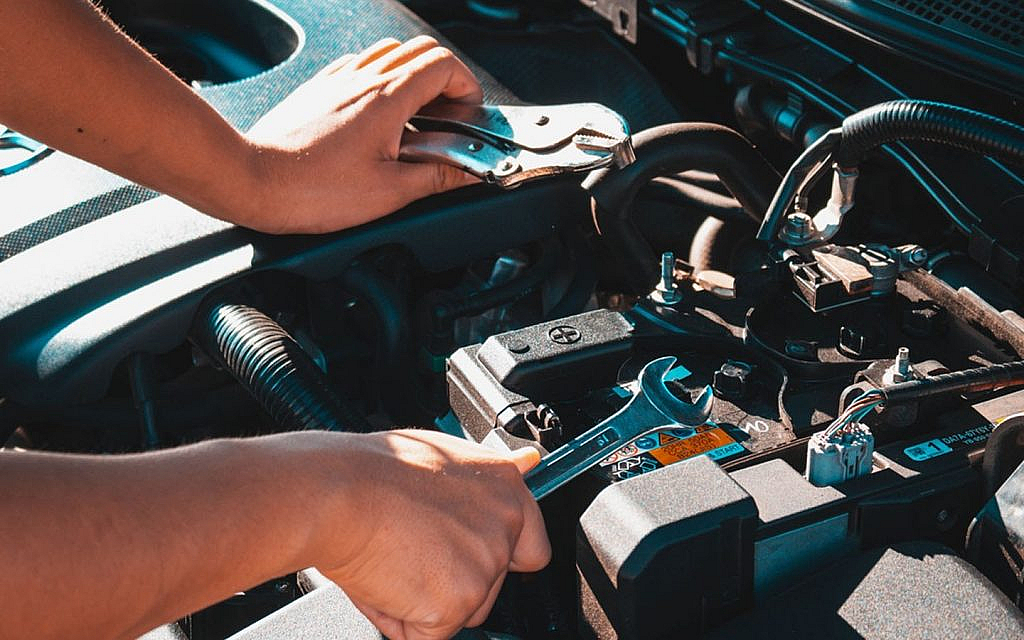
[3,0,1024,638]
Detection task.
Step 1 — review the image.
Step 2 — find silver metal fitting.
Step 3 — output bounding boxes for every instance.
[780,211,816,246]
[809,165,859,244]
[897,244,929,269]
[651,252,682,305]
[883,346,913,385]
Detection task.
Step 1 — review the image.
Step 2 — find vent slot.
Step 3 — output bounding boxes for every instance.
[883,0,1024,50]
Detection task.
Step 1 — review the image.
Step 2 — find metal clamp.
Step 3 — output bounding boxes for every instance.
[400,103,634,189]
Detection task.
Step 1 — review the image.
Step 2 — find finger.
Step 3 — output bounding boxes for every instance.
[509,446,541,474]
[508,494,551,573]
[318,53,356,77]
[349,597,408,640]
[403,618,462,640]
[464,571,506,629]
[365,35,443,74]
[389,161,478,204]
[385,46,483,110]
[351,37,403,69]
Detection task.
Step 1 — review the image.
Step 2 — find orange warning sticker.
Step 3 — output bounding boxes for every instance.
[648,427,737,465]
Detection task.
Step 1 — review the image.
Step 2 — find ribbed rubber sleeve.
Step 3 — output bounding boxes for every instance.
[836,100,1024,168]
[197,303,370,432]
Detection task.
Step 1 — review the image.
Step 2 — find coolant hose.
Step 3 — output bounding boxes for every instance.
[584,123,779,295]
[193,302,371,432]
[835,100,1024,169]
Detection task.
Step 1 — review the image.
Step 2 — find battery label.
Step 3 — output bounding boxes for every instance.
[903,439,953,462]
[597,423,743,482]
[903,423,994,462]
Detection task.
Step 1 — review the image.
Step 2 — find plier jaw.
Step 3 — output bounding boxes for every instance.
[400,103,634,188]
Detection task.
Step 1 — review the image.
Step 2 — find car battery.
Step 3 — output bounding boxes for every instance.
[447,308,792,480]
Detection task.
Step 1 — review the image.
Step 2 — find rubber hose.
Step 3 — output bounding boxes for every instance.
[884,361,1024,405]
[643,176,749,223]
[434,238,560,322]
[584,123,780,294]
[194,303,371,432]
[342,264,410,374]
[688,216,753,272]
[835,100,1024,168]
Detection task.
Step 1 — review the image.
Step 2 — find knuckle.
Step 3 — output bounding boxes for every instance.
[460,579,490,610]
[410,34,440,49]
[499,502,524,532]
[421,46,455,67]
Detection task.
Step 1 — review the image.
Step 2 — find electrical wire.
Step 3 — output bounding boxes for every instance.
[824,388,885,438]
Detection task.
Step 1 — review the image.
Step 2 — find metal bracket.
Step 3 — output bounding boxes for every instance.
[580,0,638,43]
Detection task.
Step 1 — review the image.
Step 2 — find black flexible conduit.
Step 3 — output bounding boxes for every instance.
[193,302,371,432]
[884,361,1024,405]
[835,100,1024,169]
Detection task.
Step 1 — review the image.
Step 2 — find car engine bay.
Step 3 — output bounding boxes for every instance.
[4,0,1024,638]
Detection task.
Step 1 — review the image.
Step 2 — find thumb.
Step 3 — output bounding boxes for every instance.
[509,446,541,474]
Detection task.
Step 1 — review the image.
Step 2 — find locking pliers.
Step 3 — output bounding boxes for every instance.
[400,103,634,188]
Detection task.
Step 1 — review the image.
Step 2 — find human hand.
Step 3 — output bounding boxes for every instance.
[308,429,550,640]
[241,37,482,234]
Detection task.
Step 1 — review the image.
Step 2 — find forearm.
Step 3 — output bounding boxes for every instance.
[0,434,336,639]
[0,0,254,222]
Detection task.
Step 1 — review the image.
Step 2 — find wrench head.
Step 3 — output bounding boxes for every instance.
[638,357,714,427]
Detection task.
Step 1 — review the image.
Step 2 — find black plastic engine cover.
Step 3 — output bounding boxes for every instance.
[576,456,757,639]
[0,0,594,406]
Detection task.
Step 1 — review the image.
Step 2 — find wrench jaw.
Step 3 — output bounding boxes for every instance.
[639,357,714,428]
[523,356,715,500]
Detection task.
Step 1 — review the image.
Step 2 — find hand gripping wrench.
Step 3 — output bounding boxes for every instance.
[524,356,714,500]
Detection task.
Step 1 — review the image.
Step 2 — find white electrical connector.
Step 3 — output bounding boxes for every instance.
[806,422,875,487]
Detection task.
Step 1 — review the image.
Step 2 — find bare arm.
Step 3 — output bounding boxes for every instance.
[0,430,550,640]
[0,0,478,233]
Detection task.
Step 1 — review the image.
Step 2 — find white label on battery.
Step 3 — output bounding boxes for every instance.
[903,438,953,462]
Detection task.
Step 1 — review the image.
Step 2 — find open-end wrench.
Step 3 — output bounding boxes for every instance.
[524,356,714,500]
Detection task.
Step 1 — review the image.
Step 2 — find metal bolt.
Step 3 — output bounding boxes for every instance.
[660,252,674,283]
[274,580,291,594]
[780,212,816,245]
[936,509,950,524]
[535,115,550,126]
[651,251,682,305]
[467,141,482,152]
[896,347,910,378]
